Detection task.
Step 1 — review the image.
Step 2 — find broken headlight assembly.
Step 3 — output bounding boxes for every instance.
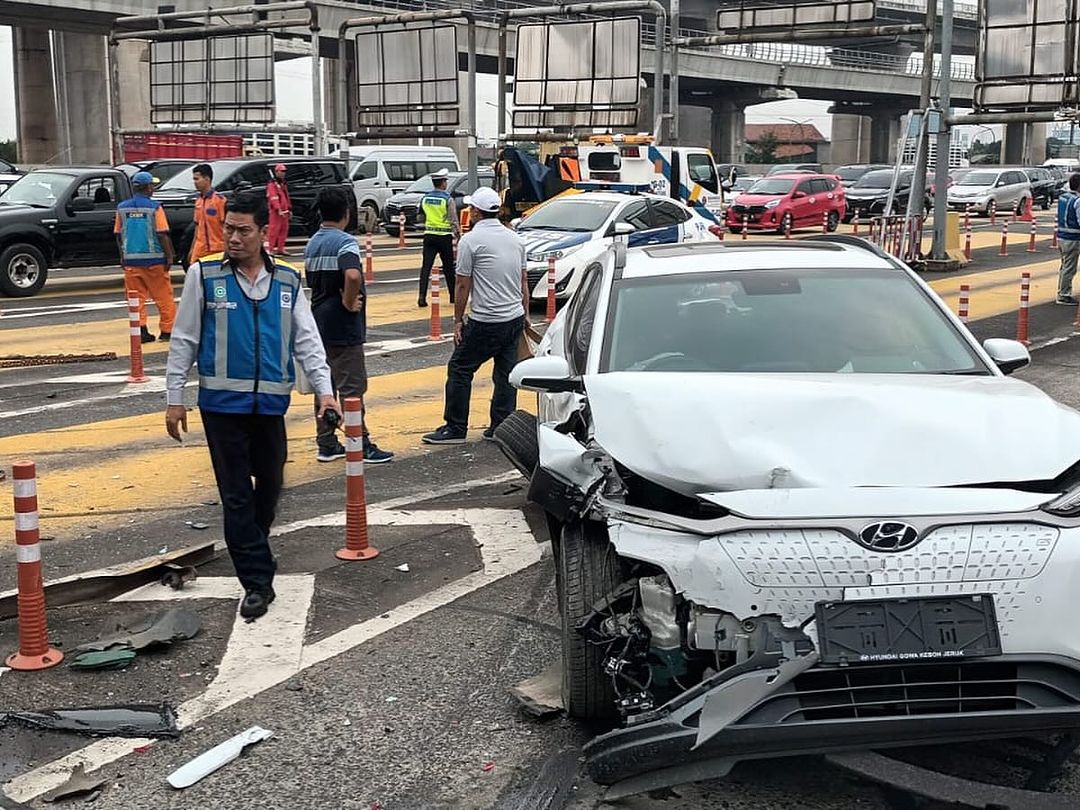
[1043,486,1080,516]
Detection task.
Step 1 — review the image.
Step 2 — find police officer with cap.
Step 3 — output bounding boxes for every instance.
[423,186,528,444]
[418,168,460,307]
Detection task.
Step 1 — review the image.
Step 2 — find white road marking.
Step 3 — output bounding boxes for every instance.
[113,576,244,602]
[0,378,170,420]
[3,505,541,803]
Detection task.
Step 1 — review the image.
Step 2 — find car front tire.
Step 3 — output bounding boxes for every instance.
[0,243,48,297]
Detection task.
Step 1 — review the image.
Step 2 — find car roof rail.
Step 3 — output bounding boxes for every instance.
[800,233,898,263]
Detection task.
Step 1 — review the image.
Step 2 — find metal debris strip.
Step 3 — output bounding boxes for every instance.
[1,704,179,739]
[73,607,202,654]
[167,726,274,789]
[40,763,106,804]
[0,353,118,369]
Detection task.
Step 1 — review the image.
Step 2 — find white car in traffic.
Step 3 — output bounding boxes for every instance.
[514,191,721,302]
[500,234,1080,797]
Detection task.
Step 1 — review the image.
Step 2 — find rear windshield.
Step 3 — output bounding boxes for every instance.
[746,178,795,195]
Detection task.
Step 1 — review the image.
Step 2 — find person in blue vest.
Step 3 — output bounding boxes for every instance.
[418,168,460,307]
[164,192,340,620]
[1057,174,1080,305]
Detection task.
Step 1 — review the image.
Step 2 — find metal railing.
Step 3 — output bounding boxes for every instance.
[877,0,978,19]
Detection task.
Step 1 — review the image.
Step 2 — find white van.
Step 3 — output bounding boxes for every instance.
[344,146,460,216]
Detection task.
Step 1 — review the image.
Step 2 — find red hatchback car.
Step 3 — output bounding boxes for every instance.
[727,173,847,234]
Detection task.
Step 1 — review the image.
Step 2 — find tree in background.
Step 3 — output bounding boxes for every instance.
[0,141,17,165]
[746,130,779,164]
[968,139,1001,165]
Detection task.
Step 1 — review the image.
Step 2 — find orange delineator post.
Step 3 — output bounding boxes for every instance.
[741,215,749,240]
[1028,218,1038,253]
[964,217,973,260]
[1017,271,1031,345]
[990,204,997,225]
[784,218,792,240]
[1053,223,1060,249]
[126,290,149,384]
[6,461,63,671]
[822,211,829,233]
[958,283,970,324]
[335,399,378,562]
[964,206,972,233]
[852,212,860,236]
[428,262,442,341]
[545,256,557,323]
[1021,197,1034,222]
[364,232,374,283]
[397,213,405,249]
[999,222,1009,257]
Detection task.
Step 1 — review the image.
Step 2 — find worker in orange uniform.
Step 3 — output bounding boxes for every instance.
[189,163,226,264]
[266,163,292,256]
[114,171,176,343]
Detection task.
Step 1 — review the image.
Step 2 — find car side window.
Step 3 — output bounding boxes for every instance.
[73,177,118,208]
[353,161,378,181]
[686,153,719,193]
[221,164,270,191]
[565,262,604,374]
[288,164,316,185]
[426,161,458,176]
[651,200,691,226]
[797,179,815,196]
[386,161,423,182]
[615,200,652,230]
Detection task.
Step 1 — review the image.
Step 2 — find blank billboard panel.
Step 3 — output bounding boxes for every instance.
[513,17,640,130]
[716,1,876,31]
[975,0,1080,110]
[150,34,274,124]
[354,26,459,129]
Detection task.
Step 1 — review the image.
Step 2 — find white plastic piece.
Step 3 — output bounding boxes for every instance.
[166,726,273,789]
[395,563,410,572]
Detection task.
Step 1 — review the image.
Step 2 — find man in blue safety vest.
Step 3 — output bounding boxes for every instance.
[418,168,459,307]
[164,191,341,620]
[1057,174,1080,306]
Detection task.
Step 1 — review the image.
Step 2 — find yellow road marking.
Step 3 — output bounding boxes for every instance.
[0,362,535,536]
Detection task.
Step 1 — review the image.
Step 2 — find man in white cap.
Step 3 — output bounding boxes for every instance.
[418,168,460,306]
[423,186,528,444]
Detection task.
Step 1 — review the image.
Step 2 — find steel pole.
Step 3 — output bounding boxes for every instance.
[107,37,124,163]
[310,12,324,154]
[497,14,508,141]
[467,18,479,190]
[931,0,953,260]
[670,0,679,144]
[906,0,936,225]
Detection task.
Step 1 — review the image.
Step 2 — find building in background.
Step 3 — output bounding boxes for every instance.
[744,123,829,165]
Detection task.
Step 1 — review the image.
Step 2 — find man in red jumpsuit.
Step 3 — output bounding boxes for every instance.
[266,163,292,256]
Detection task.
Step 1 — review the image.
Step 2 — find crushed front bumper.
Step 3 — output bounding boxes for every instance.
[585,653,1080,793]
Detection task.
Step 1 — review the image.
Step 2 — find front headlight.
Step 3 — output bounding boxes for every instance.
[764,199,781,209]
[528,244,582,263]
[1043,486,1080,516]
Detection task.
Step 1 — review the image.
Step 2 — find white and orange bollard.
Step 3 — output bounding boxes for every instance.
[1028,218,1038,253]
[958,283,970,324]
[126,290,149,384]
[784,217,792,240]
[999,222,1009,257]
[1053,224,1060,250]
[964,216,972,260]
[1017,271,1031,346]
[822,211,829,233]
[964,205,972,234]
[364,232,374,284]
[852,212,860,236]
[429,262,442,341]
[335,399,378,561]
[545,256,557,323]
[6,461,63,671]
[741,214,749,240]
[397,213,406,249]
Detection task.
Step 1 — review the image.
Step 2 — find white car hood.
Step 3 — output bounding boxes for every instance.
[585,372,1080,494]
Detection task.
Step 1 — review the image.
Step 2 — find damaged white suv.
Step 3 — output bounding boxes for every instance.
[504,235,1080,796]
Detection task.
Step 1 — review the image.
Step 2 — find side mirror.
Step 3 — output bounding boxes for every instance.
[509,355,582,393]
[67,197,94,213]
[612,222,635,236]
[792,191,806,199]
[983,338,1030,375]
[510,217,522,230]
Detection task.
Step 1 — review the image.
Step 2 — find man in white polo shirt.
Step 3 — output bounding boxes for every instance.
[422,186,529,444]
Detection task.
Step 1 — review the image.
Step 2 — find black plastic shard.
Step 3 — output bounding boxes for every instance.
[1,703,179,738]
[74,608,201,654]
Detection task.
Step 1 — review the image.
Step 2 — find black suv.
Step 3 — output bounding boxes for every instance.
[1023,166,1060,210]
[154,156,357,263]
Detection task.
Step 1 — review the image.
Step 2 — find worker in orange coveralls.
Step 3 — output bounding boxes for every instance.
[189,163,227,264]
[266,163,292,256]
[114,171,176,344]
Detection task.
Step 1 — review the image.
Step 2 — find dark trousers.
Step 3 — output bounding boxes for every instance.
[313,344,369,451]
[419,234,455,304]
[443,316,524,432]
[202,411,287,593]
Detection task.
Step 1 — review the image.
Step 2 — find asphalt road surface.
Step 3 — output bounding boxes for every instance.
[3,229,1080,808]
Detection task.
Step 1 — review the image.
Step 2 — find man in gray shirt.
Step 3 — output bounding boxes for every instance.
[165,192,339,620]
[422,186,528,444]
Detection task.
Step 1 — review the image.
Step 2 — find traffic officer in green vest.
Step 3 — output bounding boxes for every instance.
[418,168,460,307]
[164,191,340,620]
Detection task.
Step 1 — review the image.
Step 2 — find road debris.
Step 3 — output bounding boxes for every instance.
[395,563,410,573]
[482,761,495,773]
[183,521,209,530]
[40,763,106,803]
[70,649,137,671]
[509,663,564,720]
[166,726,273,789]
[74,608,201,654]
[159,564,198,591]
[1,703,179,738]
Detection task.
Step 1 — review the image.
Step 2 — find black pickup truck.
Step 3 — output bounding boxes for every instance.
[0,167,188,297]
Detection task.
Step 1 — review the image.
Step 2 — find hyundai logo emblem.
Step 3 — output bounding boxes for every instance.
[857,521,921,552]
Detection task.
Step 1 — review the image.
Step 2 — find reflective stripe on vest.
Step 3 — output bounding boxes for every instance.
[196,258,300,415]
[422,190,452,235]
[1059,192,1080,237]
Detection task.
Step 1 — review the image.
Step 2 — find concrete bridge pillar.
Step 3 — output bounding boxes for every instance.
[53,31,111,165]
[868,108,906,164]
[1003,122,1049,165]
[116,40,151,134]
[13,27,60,164]
[830,109,872,166]
[710,100,746,165]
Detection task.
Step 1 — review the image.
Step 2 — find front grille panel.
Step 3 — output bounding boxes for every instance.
[526,268,545,289]
[735,661,1080,725]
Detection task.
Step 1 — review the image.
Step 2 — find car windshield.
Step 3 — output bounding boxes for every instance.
[746,178,795,195]
[603,268,986,375]
[0,172,74,207]
[854,171,902,189]
[957,171,1000,187]
[405,176,437,193]
[518,198,617,232]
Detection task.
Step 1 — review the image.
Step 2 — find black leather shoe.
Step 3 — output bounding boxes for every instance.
[239,587,276,619]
